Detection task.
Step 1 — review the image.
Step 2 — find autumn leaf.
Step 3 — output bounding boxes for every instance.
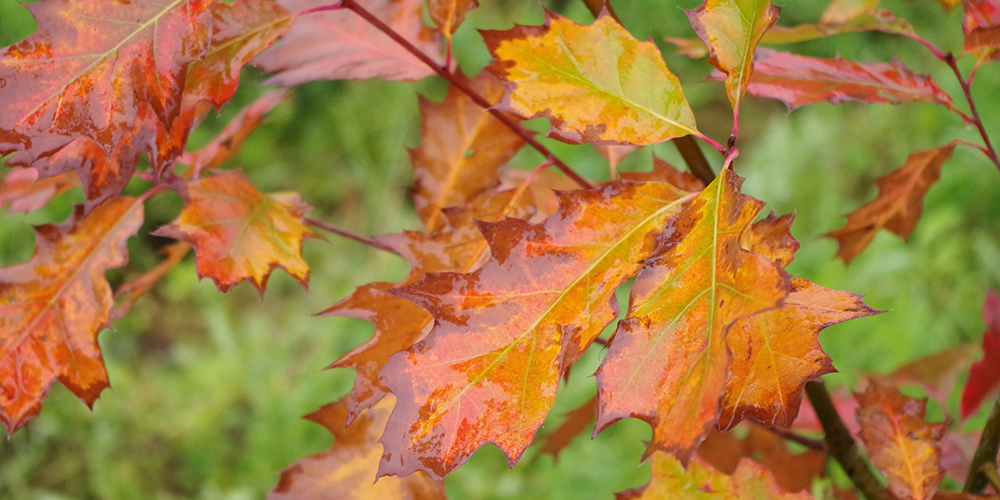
[428,0,478,44]
[595,169,790,463]
[855,380,947,500]
[378,181,694,480]
[484,11,700,145]
[685,0,780,119]
[110,242,191,321]
[0,197,144,435]
[619,156,706,193]
[0,0,212,167]
[746,48,956,112]
[875,345,977,406]
[255,0,443,85]
[617,453,815,500]
[697,426,827,493]
[0,169,78,214]
[537,395,598,461]
[962,0,1000,59]
[269,395,447,500]
[960,289,1000,419]
[719,213,880,430]
[181,90,290,176]
[826,141,958,264]
[152,170,317,294]
[410,72,526,232]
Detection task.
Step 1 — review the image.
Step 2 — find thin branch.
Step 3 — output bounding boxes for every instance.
[941,53,1000,173]
[805,381,895,500]
[305,217,401,256]
[337,0,592,189]
[978,463,1000,494]
[964,396,1000,494]
[759,425,828,453]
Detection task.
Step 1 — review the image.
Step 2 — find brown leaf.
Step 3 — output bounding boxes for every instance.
[698,426,827,493]
[537,395,597,461]
[1,197,144,435]
[826,141,958,264]
[269,395,447,500]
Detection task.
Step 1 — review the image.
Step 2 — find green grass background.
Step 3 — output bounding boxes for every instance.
[1,0,999,498]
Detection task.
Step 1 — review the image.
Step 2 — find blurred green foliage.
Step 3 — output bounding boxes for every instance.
[1,0,999,498]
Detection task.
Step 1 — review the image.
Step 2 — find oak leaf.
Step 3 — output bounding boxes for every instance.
[410,72,526,232]
[962,0,1000,59]
[960,289,1000,419]
[378,180,694,479]
[826,141,958,264]
[0,169,78,214]
[536,395,598,461]
[685,0,780,118]
[875,345,977,407]
[152,170,317,294]
[719,213,880,430]
[428,0,478,41]
[269,395,447,500]
[595,169,790,463]
[255,0,443,85]
[855,380,947,500]
[484,11,699,145]
[617,453,815,500]
[746,48,956,112]
[0,197,144,435]
[0,0,212,167]
[697,426,826,493]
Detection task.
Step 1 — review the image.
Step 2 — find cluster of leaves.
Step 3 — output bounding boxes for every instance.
[2,0,1000,499]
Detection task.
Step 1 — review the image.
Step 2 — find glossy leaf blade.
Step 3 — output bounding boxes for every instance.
[0,197,144,435]
[484,12,699,145]
[595,169,790,463]
[379,181,694,480]
[826,142,957,264]
[0,0,212,166]
[617,453,815,500]
[720,214,879,430]
[411,72,526,232]
[747,48,955,111]
[685,0,780,114]
[960,289,1000,419]
[269,395,447,500]
[855,381,947,500]
[255,0,443,84]
[152,170,317,294]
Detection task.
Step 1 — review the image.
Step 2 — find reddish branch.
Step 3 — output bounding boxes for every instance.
[805,381,895,500]
[304,217,401,255]
[333,0,593,190]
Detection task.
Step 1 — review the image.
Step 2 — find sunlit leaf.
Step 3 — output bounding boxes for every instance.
[152,170,318,294]
[484,11,699,145]
[428,0,478,39]
[255,0,443,85]
[855,381,947,500]
[379,181,694,479]
[826,141,958,264]
[0,197,144,435]
[269,395,447,500]
[746,48,956,112]
[595,169,790,463]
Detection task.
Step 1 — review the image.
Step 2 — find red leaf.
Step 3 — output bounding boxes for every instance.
[0,169,78,213]
[595,169,790,464]
[961,289,1000,419]
[826,142,958,264]
[379,181,693,479]
[963,0,1000,59]
[152,170,318,294]
[0,197,144,435]
[255,0,443,85]
[855,381,947,500]
[746,48,956,111]
[269,395,447,500]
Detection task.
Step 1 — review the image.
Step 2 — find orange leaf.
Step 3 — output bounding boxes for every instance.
[698,426,827,493]
[0,169,78,213]
[152,170,317,294]
[181,90,290,174]
[619,156,706,193]
[255,0,443,85]
[595,169,790,463]
[855,380,947,500]
[719,213,880,430]
[685,0,780,116]
[617,453,815,500]
[484,11,699,145]
[0,0,212,166]
[0,197,144,435]
[411,72,526,232]
[379,181,694,479]
[269,395,447,500]
[428,0,478,39]
[963,0,1000,59]
[826,141,958,264]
